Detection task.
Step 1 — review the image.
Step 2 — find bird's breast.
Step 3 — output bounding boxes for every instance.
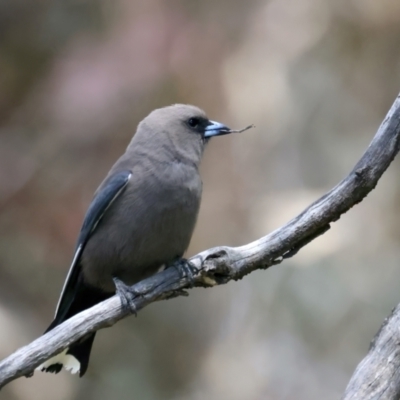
[81,162,202,291]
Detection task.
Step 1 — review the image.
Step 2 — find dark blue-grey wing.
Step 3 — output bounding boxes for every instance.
[54,170,132,319]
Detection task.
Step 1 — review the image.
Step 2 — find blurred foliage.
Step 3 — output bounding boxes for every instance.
[2,0,400,399]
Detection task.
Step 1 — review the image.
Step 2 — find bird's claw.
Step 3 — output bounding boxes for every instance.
[168,258,198,288]
[113,277,139,316]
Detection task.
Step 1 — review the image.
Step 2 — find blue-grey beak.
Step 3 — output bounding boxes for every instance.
[204,120,231,138]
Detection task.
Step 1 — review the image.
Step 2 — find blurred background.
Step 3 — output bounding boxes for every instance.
[1,0,400,399]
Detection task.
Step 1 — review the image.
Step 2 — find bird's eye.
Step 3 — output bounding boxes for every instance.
[188,117,200,128]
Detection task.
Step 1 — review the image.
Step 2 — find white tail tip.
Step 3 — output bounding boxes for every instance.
[37,349,81,375]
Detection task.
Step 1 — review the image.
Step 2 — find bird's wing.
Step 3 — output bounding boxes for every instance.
[54,170,132,319]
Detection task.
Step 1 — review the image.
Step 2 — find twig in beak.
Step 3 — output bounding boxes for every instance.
[225,124,255,134]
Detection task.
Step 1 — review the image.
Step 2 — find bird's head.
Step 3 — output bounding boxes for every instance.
[131,104,250,167]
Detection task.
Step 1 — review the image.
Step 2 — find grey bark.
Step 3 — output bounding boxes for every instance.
[1,94,400,393]
[343,303,400,399]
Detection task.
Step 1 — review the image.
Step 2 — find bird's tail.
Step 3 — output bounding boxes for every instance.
[37,279,110,376]
[38,333,96,376]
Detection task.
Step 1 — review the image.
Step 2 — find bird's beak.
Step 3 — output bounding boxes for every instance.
[203,120,232,138]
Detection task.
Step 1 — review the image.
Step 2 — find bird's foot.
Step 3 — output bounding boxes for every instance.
[167,258,198,288]
[113,277,140,316]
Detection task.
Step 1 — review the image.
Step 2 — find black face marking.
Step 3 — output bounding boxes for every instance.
[185,116,210,135]
[188,117,200,128]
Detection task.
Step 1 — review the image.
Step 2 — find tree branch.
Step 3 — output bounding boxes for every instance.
[1,94,400,390]
[342,303,400,399]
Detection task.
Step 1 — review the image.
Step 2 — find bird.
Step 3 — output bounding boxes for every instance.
[37,104,251,377]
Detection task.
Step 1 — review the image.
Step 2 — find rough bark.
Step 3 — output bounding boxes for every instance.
[343,303,400,399]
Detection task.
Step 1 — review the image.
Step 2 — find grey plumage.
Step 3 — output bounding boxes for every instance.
[83,105,205,292]
[38,104,240,376]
